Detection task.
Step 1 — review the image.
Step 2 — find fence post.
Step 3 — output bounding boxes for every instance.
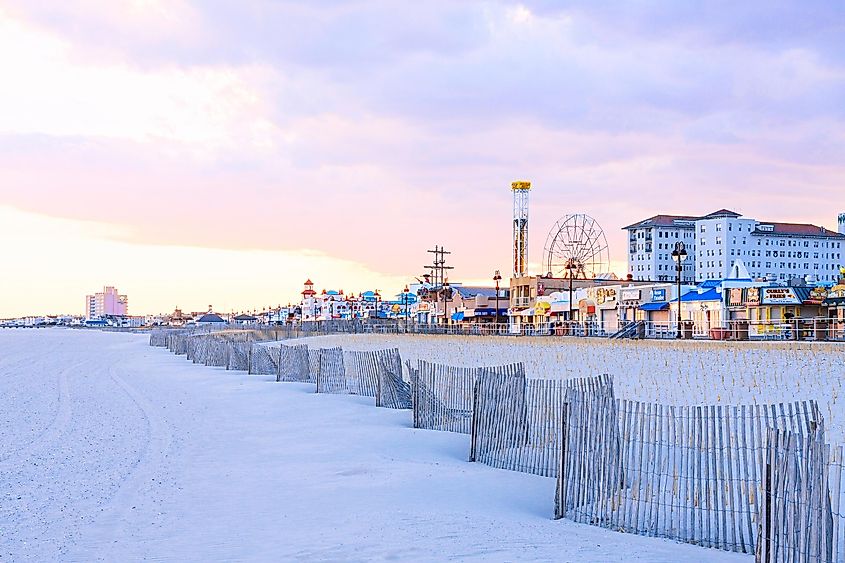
[555,401,569,520]
[469,379,480,462]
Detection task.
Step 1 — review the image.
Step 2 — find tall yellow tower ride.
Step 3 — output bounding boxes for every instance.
[512,181,531,278]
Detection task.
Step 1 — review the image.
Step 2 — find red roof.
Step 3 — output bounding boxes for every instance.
[304,279,313,286]
[755,222,845,238]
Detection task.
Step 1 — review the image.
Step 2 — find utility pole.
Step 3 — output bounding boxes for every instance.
[424,245,454,325]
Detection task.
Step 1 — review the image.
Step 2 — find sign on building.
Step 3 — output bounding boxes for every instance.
[761,287,800,305]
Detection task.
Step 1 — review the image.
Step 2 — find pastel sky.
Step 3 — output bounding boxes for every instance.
[2,1,844,317]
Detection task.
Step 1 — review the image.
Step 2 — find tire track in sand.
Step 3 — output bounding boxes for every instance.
[70,361,175,559]
[0,358,84,465]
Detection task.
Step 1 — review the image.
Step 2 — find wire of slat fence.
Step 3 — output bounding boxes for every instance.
[469,375,612,478]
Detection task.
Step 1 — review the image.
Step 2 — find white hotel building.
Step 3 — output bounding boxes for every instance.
[626,210,845,283]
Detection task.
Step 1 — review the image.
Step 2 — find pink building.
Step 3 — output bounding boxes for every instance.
[85,286,128,319]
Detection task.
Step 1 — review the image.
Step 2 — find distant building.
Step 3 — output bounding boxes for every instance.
[625,210,845,283]
[839,212,845,235]
[196,313,226,325]
[85,286,128,319]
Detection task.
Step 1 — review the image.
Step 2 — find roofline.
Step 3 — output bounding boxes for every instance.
[622,215,699,231]
[751,230,845,239]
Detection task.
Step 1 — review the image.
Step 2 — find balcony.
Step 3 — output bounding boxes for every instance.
[513,297,532,308]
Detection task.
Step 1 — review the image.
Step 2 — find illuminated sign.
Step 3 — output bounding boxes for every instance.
[745,288,761,305]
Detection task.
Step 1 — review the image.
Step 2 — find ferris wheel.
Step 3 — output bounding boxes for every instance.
[542,214,610,278]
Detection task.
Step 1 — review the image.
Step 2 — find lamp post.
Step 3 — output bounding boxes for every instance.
[672,241,688,339]
[373,290,381,321]
[565,258,578,322]
[493,270,502,331]
[403,285,410,322]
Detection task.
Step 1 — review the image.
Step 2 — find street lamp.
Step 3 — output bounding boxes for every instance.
[374,290,381,320]
[565,258,579,322]
[672,241,688,339]
[403,285,410,322]
[493,270,502,331]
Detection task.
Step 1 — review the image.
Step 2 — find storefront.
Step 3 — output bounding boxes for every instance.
[584,286,618,331]
[823,282,845,339]
[618,287,644,324]
[638,287,672,324]
[676,287,724,337]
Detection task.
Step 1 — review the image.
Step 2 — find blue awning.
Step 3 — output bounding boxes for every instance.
[639,302,670,311]
[451,311,465,321]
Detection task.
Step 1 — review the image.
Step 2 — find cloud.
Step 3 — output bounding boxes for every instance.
[1,1,845,315]
[0,10,280,155]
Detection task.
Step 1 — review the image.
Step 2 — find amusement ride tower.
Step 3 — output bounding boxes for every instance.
[511,180,531,278]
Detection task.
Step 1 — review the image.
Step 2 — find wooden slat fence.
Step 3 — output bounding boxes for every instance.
[555,398,823,555]
[316,347,346,394]
[276,344,311,382]
[376,352,411,409]
[148,329,172,347]
[248,344,277,375]
[226,340,251,371]
[555,374,620,523]
[832,446,845,563]
[307,349,321,384]
[412,361,525,434]
[342,350,381,397]
[470,375,612,478]
[167,332,188,355]
[758,426,843,563]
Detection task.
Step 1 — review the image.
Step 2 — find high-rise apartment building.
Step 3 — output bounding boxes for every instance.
[625,210,845,283]
[85,286,128,319]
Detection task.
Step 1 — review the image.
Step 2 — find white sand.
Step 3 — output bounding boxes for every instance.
[0,329,749,562]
